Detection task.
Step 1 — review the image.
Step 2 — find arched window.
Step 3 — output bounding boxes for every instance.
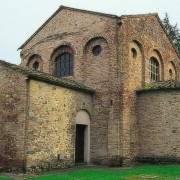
[131,48,137,59]
[168,61,176,80]
[55,53,73,77]
[169,69,173,79]
[32,61,39,70]
[150,57,159,81]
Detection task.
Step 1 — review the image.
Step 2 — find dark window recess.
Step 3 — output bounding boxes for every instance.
[92,45,102,56]
[110,100,113,106]
[169,69,173,79]
[55,53,74,77]
[131,48,137,58]
[32,62,39,70]
[150,57,159,82]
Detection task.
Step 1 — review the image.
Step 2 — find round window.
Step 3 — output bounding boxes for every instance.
[92,45,102,56]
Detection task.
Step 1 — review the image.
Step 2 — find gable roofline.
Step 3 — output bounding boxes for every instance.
[120,13,180,59]
[18,6,180,60]
[0,59,95,94]
[155,14,180,59]
[18,5,118,50]
[60,6,118,18]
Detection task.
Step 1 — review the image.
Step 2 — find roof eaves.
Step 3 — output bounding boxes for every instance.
[154,14,180,59]
[120,13,158,19]
[27,74,95,94]
[0,60,95,94]
[137,80,180,92]
[61,6,118,18]
[18,6,63,50]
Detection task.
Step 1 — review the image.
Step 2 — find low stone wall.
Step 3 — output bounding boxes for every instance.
[137,89,180,162]
[0,65,27,172]
[26,80,92,172]
[0,60,94,172]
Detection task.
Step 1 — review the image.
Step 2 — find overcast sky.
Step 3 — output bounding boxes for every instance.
[0,0,180,64]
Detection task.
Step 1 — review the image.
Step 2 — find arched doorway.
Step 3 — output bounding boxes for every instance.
[75,110,90,163]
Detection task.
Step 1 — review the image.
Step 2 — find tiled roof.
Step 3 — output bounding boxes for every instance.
[137,80,180,92]
[120,13,158,19]
[0,60,95,94]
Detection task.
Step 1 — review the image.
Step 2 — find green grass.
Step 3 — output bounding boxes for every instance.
[0,165,180,180]
[0,177,13,180]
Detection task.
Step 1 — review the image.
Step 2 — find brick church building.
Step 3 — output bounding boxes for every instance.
[0,6,180,172]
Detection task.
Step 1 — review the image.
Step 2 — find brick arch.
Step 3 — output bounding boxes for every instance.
[53,42,76,55]
[168,61,177,80]
[27,54,43,71]
[131,40,145,86]
[49,44,75,76]
[83,36,109,53]
[132,40,144,57]
[153,49,164,81]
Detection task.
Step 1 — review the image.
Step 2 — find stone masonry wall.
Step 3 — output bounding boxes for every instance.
[20,7,122,165]
[26,80,92,172]
[137,90,180,160]
[0,64,27,172]
[19,7,180,166]
[117,15,180,163]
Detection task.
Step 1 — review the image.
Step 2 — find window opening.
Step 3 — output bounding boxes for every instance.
[131,48,137,58]
[56,53,74,77]
[32,62,39,70]
[150,57,159,81]
[92,45,102,56]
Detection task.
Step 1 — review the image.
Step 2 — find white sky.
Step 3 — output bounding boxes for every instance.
[0,0,180,64]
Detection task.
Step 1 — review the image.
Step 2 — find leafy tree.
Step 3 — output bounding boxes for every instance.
[162,13,180,54]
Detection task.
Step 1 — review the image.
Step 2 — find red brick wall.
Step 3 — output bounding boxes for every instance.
[0,64,27,171]
[117,15,180,163]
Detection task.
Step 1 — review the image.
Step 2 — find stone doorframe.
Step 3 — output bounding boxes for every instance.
[75,110,90,163]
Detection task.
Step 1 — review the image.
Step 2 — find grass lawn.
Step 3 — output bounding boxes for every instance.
[0,177,12,180]
[0,165,180,179]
